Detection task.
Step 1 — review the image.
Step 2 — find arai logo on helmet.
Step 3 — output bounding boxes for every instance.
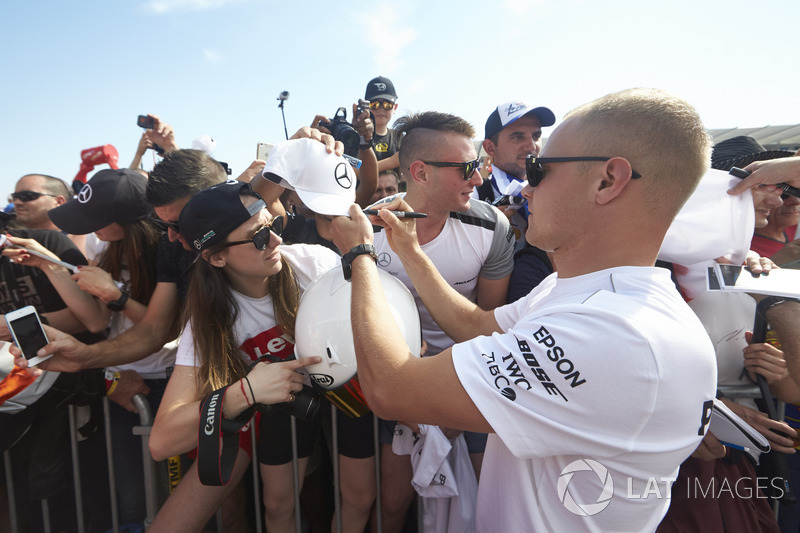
[310,373,334,387]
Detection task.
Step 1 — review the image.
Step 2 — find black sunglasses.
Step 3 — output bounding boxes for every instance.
[422,158,481,180]
[10,190,58,202]
[369,100,395,110]
[223,216,284,251]
[149,216,181,233]
[525,156,642,188]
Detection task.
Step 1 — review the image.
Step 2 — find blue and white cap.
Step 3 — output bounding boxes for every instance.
[484,100,555,140]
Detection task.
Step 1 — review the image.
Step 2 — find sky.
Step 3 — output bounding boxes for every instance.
[2,0,799,197]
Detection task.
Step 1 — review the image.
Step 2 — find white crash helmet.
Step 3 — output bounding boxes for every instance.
[295,265,421,391]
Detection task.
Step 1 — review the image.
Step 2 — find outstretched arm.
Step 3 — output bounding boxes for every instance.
[332,199,502,342]
[728,157,800,196]
[331,204,491,430]
[13,281,180,375]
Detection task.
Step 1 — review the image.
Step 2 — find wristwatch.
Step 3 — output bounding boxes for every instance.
[757,295,799,318]
[359,135,373,150]
[106,290,130,312]
[341,244,378,281]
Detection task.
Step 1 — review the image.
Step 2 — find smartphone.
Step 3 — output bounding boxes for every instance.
[6,306,52,366]
[137,115,156,129]
[492,194,511,207]
[256,142,274,162]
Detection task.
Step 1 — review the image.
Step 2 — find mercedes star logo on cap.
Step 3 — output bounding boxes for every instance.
[334,162,352,189]
[77,185,93,203]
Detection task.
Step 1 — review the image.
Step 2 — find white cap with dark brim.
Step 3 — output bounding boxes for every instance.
[261,139,357,217]
[484,100,555,140]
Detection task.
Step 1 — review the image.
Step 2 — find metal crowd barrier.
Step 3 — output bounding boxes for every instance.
[3,394,398,533]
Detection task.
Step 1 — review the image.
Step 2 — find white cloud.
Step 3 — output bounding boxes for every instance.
[203,49,224,63]
[143,0,253,15]
[357,2,418,72]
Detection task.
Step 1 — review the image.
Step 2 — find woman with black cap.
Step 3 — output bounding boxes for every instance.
[148,179,382,533]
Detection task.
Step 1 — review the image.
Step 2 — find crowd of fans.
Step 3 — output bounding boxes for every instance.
[1,76,799,533]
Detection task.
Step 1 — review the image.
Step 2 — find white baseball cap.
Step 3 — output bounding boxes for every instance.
[261,138,356,216]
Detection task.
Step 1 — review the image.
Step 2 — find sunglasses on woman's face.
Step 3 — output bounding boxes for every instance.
[223,216,284,251]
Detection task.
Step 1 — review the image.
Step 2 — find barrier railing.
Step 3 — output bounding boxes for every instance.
[3,393,393,533]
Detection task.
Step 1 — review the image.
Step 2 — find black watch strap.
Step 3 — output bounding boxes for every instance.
[106,290,129,312]
[757,295,800,319]
[341,244,377,281]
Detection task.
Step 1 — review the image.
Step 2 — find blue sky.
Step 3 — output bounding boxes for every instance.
[2,0,798,196]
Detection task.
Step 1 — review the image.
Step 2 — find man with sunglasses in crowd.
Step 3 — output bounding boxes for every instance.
[365,76,402,175]
[370,110,514,532]
[10,174,89,254]
[11,174,70,230]
[332,88,718,531]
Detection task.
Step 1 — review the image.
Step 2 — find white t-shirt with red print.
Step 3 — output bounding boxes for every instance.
[175,244,338,368]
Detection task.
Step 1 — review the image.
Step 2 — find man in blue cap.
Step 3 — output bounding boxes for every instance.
[475,101,557,302]
[475,100,556,252]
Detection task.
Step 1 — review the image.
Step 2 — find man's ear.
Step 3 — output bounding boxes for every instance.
[204,249,227,268]
[54,195,67,207]
[482,139,497,158]
[595,157,635,205]
[408,160,428,185]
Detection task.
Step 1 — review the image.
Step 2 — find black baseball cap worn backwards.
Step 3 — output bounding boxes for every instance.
[48,168,151,235]
[179,181,266,251]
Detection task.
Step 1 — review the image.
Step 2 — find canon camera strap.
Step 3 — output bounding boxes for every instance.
[197,385,255,486]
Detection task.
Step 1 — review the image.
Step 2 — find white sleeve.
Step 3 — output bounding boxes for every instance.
[174,321,199,367]
[451,310,660,459]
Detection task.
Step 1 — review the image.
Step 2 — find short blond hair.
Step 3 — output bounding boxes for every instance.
[566,88,711,216]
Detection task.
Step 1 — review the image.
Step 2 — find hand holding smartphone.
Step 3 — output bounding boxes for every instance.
[6,306,51,366]
[256,142,273,162]
[137,115,156,129]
